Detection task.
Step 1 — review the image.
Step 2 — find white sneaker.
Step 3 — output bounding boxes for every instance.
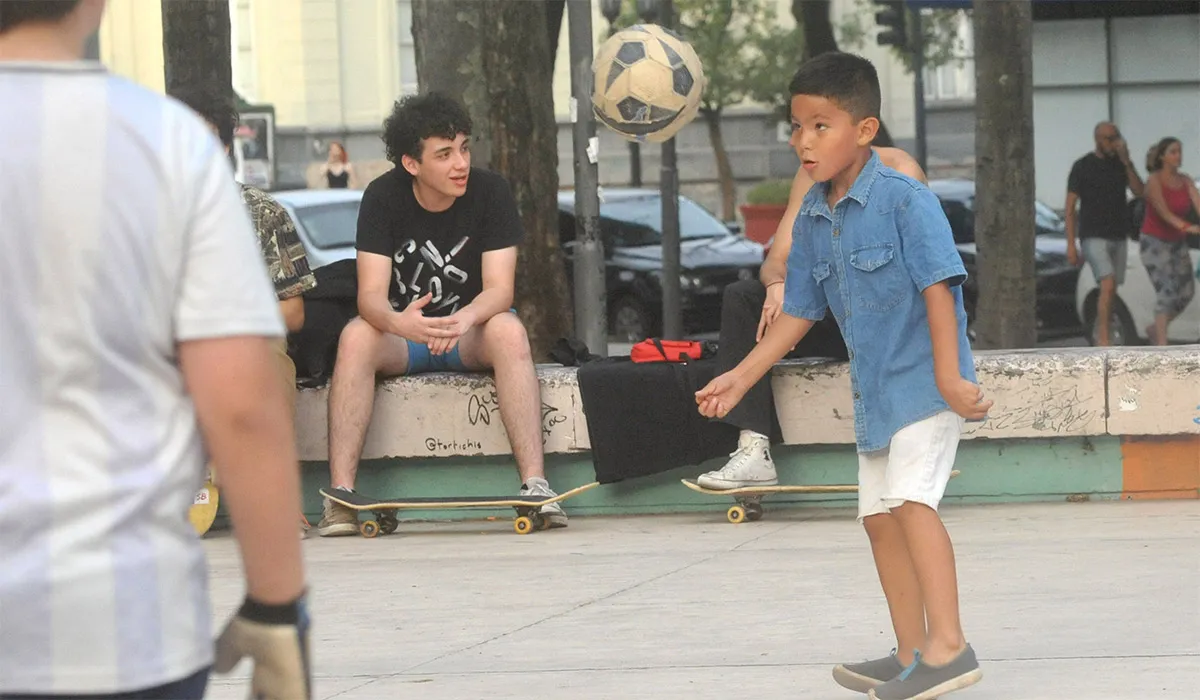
[520,477,568,528]
[696,432,778,489]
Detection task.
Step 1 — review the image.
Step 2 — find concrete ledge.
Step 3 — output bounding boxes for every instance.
[295,346,1200,462]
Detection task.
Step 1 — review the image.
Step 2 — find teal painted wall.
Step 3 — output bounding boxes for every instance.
[278,436,1125,527]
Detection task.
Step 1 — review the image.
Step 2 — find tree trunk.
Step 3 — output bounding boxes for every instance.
[791,0,894,147]
[972,0,1036,349]
[412,0,573,361]
[160,0,231,100]
[702,108,736,222]
[546,0,566,66]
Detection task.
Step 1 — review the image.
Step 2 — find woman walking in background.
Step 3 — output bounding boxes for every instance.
[1139,137,1200,345]
[321,140,356,188]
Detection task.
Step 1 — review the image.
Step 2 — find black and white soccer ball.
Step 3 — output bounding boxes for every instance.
[591,24,706,144]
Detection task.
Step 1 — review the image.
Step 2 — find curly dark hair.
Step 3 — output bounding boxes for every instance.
[382,92,473,164]
[0,0,81,33]
[170,86,239,150]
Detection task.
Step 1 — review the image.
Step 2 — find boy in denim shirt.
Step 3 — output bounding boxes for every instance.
[697,52,991,700]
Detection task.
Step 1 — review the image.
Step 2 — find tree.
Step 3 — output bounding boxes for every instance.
[412,0,572,361]
[160,0,232,100]
[972,0,1036,349]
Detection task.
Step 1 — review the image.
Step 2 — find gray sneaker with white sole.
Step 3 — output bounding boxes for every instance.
[833,649,905,693]
[868,645,982,700]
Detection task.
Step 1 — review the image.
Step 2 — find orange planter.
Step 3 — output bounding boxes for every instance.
[739,203,788,246]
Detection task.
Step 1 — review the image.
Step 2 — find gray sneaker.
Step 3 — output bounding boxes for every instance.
[868,645,982,700]
[520,477,567,528]
[833,649,905,693]
[317,488,360,537]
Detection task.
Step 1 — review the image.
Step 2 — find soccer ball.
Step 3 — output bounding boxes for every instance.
[591,24,705,144]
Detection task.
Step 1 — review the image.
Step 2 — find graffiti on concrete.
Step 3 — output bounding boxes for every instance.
[466,389,569,442]
[968,379,1098,434]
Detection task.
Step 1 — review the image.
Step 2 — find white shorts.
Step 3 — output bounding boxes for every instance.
[857,411,965,522]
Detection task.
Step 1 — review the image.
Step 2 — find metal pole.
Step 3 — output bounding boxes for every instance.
[630,142,642,186]
[568,0,608,356]
[659,0,683,339]
[911,9,928,173]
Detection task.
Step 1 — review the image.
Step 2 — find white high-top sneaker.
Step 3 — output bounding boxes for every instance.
[696,431,778,489]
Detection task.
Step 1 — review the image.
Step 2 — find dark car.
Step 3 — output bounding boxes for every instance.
[928,179,1082,340]
[557,188,764,341]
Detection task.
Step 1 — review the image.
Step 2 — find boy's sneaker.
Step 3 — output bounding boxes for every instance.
[868,646,982,700]
[832,649,906,693]
[696,432,778,489]
[520,477,568,528]
[316,488,359,537]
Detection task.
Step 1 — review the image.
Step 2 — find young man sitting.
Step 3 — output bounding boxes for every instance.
[317,92,566,536]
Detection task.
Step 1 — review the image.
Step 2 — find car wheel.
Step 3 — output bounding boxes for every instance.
[609,296,654,343]
[1081,291,1140,346]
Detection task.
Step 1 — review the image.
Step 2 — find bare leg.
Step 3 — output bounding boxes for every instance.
[863,513,927,666]
[1096,276,1115,346]
[326,318,408,490]
[458,313,545,482]
[890,501,967,666]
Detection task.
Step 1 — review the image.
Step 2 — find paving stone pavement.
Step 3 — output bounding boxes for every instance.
[202,499,1200,699]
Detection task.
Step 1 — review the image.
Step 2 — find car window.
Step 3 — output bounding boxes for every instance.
[292,201,361,250]
[599,196,729,243]
[939,198,975,244]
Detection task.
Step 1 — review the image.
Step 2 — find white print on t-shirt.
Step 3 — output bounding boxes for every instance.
[392,236,470,313]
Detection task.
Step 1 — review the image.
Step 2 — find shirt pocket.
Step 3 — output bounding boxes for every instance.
[848,243,905,312]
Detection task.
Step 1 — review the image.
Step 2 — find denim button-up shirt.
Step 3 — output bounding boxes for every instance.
[782,151,977,453]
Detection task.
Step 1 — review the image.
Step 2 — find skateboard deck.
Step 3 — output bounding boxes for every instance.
[189,479,219,536]
[319,481,600,537]
[683,470,961,523]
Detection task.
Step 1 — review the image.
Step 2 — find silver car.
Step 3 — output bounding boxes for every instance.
[270,188,362,271]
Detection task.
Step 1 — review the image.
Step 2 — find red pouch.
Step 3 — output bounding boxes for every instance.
[630,338,705,363]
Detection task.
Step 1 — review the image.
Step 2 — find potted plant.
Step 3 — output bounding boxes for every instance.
[739,178,791,245]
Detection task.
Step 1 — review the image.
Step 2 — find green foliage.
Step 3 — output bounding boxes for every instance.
[745,178,792,205]
[835,1,969,74]
[607,0,804,117]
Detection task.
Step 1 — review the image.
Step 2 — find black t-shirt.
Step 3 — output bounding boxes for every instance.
[1067,152,1132,240]
[355,167,524,317]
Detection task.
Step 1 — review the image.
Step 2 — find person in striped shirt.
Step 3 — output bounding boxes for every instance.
[0,1,313,698]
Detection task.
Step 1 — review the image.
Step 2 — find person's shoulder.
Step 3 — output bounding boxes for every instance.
[362,166,407,199]
[468,167,513,193]
[870,166,933,214]
[240,185,288,219]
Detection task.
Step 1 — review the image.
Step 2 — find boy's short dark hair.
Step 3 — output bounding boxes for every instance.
[789,51,881,123]
[171,86,239,150]
[0,0,80,32]
[382,92,472,164]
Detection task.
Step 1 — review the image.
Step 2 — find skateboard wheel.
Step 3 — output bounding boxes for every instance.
[727,505,746,524]
[361,520,380,538]
[379,518,398,535]
[513,516,534,535]
[745,504,764,522]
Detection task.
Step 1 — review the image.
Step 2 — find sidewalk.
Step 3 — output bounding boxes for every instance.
[203,499,1200,699]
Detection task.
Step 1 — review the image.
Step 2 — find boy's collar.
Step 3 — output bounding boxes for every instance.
[801,149,882,216]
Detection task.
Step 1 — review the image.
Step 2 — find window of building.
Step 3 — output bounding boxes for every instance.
[924,13,975,103]
[397,0,418,94]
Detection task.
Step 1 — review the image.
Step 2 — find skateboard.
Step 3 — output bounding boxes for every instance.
[189,478,220,536]
[318,481,600,537]
[682,470,961,524]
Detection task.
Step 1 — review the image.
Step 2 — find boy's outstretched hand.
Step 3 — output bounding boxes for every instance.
[939,376,993,420]
[696,371,749,419]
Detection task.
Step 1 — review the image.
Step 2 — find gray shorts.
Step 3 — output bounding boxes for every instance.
[1081,238,1127,285]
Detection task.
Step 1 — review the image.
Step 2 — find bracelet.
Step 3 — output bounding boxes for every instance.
[765,281,784,288]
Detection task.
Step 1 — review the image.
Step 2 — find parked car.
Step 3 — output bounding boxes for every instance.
[1073,179,1200,345]
[928,179,1083,341]
[764,179,1082,341]
[557,188,764,341]
[271,188,363,270]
